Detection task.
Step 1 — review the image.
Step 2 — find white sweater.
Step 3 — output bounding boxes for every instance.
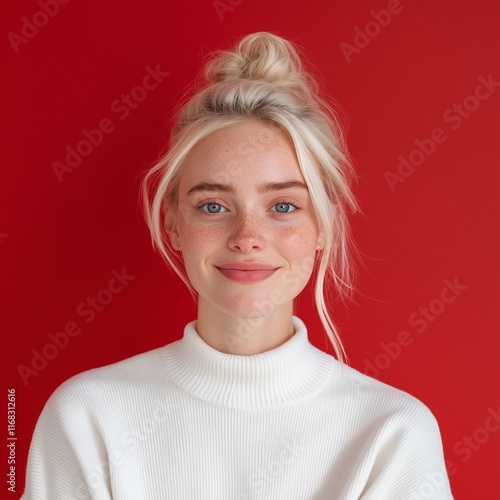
[22,316,453,499]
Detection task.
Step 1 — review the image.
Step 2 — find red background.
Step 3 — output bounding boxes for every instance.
[2,0,499,498]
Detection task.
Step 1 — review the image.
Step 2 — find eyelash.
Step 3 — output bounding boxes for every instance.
[196,199,302,215]
[270,199,302,215]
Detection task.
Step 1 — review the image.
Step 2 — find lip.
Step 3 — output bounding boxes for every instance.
[215,262,278,283]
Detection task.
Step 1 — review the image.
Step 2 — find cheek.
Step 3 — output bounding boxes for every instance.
[177,209,221,248]
[182,227,219,248]
[278,225,318,285]
[279,223,318,254]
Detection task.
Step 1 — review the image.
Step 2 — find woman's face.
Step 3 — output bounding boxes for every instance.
[170,120,324,320]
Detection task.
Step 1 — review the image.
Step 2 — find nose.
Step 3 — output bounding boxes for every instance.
[227,212,265,253]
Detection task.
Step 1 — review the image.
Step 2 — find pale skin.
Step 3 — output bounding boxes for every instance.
[166,119,324,355]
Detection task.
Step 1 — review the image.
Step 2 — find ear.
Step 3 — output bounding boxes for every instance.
[316,229,325,251]
[164,199,181,249]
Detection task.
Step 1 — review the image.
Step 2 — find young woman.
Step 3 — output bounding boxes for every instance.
[22,32,453,499]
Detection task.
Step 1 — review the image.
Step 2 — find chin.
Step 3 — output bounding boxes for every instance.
[218,291,291,321]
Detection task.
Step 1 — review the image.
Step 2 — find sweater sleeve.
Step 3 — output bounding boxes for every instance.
[21,377,113,500]
[359,397,454,500]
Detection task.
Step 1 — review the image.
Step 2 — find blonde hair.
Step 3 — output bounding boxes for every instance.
[140,32,359,362]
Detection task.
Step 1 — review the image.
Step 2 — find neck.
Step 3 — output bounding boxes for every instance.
[195,297,295,355]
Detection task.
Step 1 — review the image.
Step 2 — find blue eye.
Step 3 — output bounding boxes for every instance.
[272,202,296,213]
[201,203,226,213]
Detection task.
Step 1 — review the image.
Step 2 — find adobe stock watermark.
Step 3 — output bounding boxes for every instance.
[220,255,316,352]
[214,124,276,187]
[7,0,71,54]
[51,64,169,182]
[339,0,412,64]
[446,406,500,478]
[72,450,124,500]
[120,397,178,453]
[363,277,467,378]
[180,124,277,231]
[385,73,499,192]
[71,397,177,498]
[213,0,243,21]
[407,468,450,500]
[17,267,135,385]
[236,438,306,499]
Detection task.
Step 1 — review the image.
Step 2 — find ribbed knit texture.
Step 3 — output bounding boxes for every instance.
[22,316,453,499]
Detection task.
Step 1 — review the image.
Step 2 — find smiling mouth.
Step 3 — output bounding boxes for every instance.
[215,265,278,283]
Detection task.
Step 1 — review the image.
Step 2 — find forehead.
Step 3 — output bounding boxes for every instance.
[179,121,303,189]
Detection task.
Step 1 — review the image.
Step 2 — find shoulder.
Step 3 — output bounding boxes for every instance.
[322,358,441,434]
[40,342,178,417]
[64,343,167,386]
[318,365,452,497]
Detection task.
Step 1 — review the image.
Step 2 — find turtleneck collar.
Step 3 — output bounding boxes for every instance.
[161,316,337,410]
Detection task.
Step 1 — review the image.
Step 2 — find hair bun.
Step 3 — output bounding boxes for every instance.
[204,32,305,86]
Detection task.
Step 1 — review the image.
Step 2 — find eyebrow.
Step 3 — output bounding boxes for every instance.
[186,180,308,196]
